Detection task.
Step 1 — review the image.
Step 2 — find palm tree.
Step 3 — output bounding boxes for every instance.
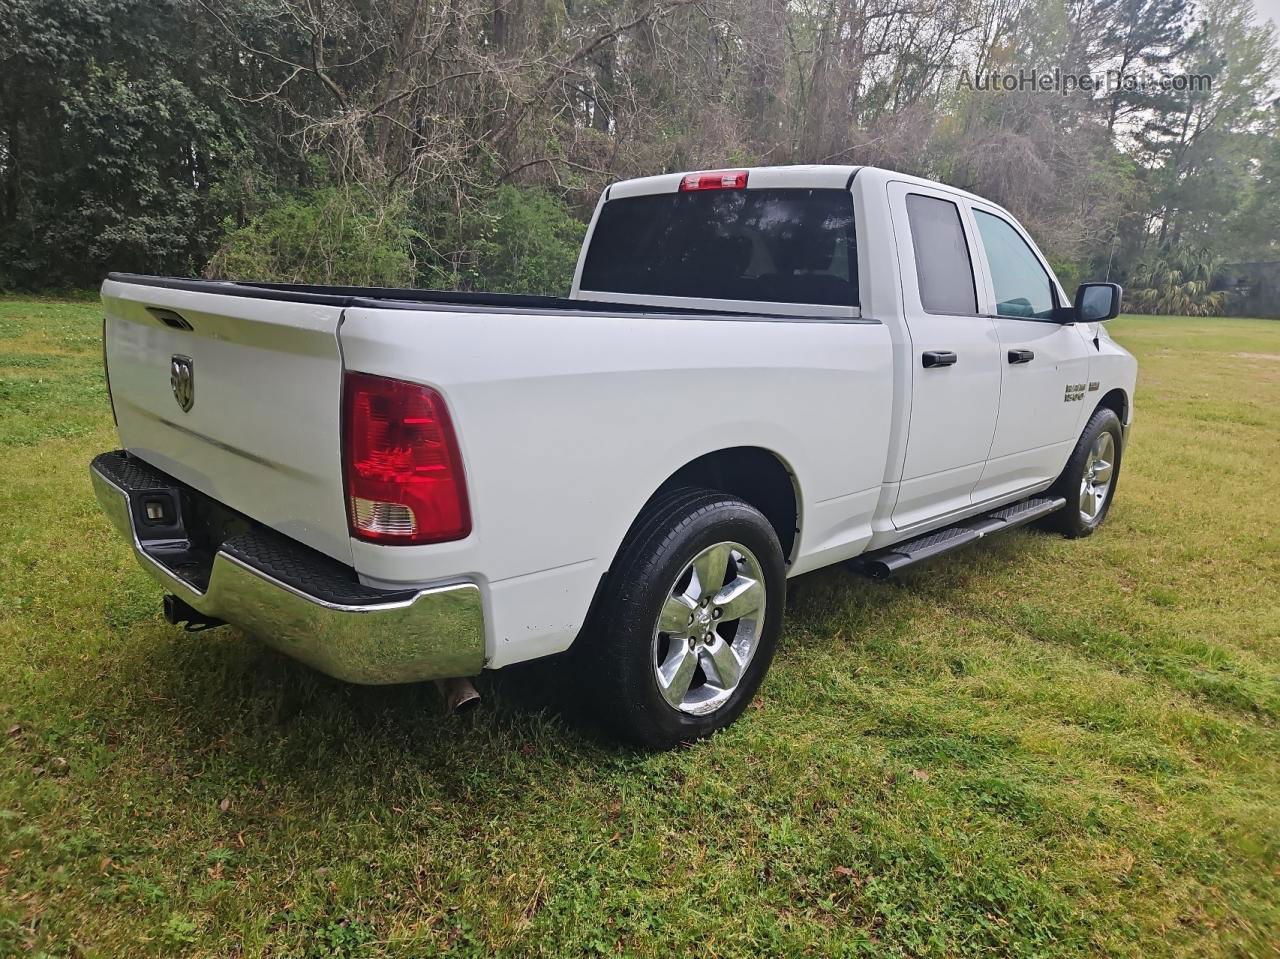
[1127,246,1231,316]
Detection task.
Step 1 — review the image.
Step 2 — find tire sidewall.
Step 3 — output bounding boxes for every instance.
[1058,408,1123,537]
[608,498,786,747]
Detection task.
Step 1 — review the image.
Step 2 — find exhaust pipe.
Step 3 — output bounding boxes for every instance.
[434,676,481,714]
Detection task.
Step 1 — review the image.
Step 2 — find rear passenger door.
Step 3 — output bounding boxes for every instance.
[887,182,1002,529]
[967,205,1093,502]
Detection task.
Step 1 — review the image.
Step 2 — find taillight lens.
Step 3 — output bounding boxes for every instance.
[342,371,471,545]
[679,169,749,191]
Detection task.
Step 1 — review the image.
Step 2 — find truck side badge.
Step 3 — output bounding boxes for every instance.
[171,355,195,412]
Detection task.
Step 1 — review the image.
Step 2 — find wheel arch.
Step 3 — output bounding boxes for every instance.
[570,445,801,657]
[656,446,801,563]
[611,446,802,572]
[1094,387,1129,427]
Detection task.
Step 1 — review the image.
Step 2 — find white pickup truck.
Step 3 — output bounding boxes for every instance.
[92,165,1135,748]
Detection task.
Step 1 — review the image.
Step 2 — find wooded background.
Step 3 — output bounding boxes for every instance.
[1,0,1277,313]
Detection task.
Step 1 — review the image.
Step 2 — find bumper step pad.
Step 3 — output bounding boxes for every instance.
[220,530,416,607]
[90,451,412,606]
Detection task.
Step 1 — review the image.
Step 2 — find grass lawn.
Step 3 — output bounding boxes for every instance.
[0,298,1276,958]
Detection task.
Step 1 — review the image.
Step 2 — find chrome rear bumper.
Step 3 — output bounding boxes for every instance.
[90,451,485,684]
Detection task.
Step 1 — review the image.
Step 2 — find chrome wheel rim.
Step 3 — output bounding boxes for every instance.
[1079,430,1116,523]
[652,541,766,716]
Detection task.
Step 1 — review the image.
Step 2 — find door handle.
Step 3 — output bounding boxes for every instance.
[145,307,194,331]
[1008,349,1035,364]
[922,350,957,368]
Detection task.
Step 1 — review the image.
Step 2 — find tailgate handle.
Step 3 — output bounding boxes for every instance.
[145,307,193,331]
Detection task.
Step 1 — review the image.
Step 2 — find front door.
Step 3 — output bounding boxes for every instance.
[888,182,1002,529]
[967,205,1094,502]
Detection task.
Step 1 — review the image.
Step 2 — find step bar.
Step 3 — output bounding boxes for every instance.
[854,496,1066,579]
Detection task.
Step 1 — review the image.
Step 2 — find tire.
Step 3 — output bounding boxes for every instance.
[579,488,786,749]
[1044,406,1124,538]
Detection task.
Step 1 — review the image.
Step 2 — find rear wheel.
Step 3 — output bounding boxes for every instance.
[1045,406,1123,538]
[581,489,785,749]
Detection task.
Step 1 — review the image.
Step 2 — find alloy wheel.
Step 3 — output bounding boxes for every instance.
[651,541,766,716]
[1079,430,1116,523]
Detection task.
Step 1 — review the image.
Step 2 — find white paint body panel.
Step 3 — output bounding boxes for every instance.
[965,201,1097,502]
[340,307,893,665]
[101,164,1137,674]
[974,319,1093,502]
[883,180,1002,528]
[102,280,353,562]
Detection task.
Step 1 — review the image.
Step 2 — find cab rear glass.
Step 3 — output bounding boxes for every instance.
[580,188,858,307]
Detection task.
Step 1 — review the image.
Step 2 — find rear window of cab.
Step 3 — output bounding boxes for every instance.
[580,188,858,308]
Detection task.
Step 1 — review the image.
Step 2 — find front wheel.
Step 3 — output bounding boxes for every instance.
[580,489,786,749]
[1045,406,1124,538]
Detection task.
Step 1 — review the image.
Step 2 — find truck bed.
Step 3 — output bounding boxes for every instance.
[106,273,822,320]
[101,270,893,668]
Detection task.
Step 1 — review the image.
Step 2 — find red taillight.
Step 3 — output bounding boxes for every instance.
[342,371,471,545]
[679,169,749,192]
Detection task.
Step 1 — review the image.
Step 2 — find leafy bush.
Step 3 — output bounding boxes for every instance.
[1049,258,1087,299]
[205,186,417,287]
[1126,246,1231,316]
[206,182,585,295]
[474,185,587,295]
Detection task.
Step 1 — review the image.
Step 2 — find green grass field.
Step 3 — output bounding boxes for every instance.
[0,298,1276,958]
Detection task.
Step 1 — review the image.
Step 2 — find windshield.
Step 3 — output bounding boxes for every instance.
[580,188,858,307]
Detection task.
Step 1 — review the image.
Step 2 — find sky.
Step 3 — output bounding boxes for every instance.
[1257,0,1280,29]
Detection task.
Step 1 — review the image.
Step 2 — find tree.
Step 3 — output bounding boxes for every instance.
[1135,0,1279,255]
[1126,245,1230,315]
[0,0,246,287]
[1094,0,1191,132]
[0,0,1275,311]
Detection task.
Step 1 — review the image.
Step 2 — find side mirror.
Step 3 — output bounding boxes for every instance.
[1073,282,1122,323]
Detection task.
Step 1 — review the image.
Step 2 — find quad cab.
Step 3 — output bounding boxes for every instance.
[92,165,1135,748]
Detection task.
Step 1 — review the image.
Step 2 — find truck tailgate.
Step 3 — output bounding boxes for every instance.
[101,278,352,563]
